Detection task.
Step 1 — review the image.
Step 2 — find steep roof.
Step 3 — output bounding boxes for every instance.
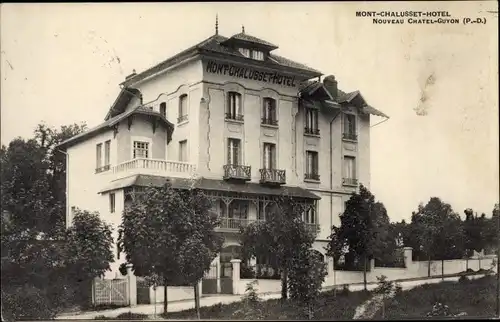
[121,33,322,87]
[57,107,174,150]
[222,32,279,49]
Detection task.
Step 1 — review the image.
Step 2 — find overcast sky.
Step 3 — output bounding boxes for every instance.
[1,2,498,221]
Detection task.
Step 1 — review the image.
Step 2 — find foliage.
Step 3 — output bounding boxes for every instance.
[288,246,328,319]
[232,280,265,320]
[239,193,317,299]
[327,184,393,289]
[118,182,223,312]
[426,302,454,317]
[374,275,394,296]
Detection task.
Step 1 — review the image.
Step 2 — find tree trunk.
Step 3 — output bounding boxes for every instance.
[466,257,469,271]
[441,259,444,280]
[194,282,200,319]
[281,268,288,300]
[427,255,431,277]
[363,256,368,291]
[163,277,168,314]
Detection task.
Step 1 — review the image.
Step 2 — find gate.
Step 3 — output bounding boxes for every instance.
[93,278,129,306]
[220,262,233,294]
[202,264,218,294]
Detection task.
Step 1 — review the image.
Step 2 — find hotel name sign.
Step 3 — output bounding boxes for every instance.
[205,60,298,88]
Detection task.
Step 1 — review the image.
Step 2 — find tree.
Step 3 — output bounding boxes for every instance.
[326,184,389,290]
[410,197,465,277]
[239,193,318,300]
[118,182,223,314]
[463,209,484,270]
[288,245,327,320]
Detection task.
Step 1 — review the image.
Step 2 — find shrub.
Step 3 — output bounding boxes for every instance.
[1,285,59,321]
[374,275,394,295]
[458,274,469,283]
[340,284,350,296]
[232,280,265,320]
[426,302,453,317]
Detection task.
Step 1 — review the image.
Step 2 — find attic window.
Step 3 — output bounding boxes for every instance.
[252,50,264,61]
[238,48,250,58]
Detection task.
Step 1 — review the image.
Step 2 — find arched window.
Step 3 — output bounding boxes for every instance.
[262,98,277,125]
[178,94,188,123]
[226,92,243,121]
[159,102,166,117]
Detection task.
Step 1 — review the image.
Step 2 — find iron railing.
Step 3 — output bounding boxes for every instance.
[342,177,358,186]
[305,173,320,181]
[225,113,244,121]
[261,117,278,126]
[223,164,251,181]
[304,127,320,136]
[343,132,358,141]
[177,115,188,123]
[259,168,286,185]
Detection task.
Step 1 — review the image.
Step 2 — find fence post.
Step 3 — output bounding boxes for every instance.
[126,264,137,307]
[403,247,413,269]
[231,259,241,295]
[326,256,334,281]
[216,255,221,294]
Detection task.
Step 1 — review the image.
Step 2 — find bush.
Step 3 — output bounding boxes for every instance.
[94,312,149,320]
[340,284,350,296]
[1,286,59,321]
[232,281,265,320]
[374,275,394,295]
[458,274,469,283]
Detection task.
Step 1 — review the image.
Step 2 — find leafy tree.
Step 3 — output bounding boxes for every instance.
[326,184,389,290]
[410,197,465,277]
[288,245,327,320]
[239,193,318,300]
[118,182,223,314]
[463,208,485,270]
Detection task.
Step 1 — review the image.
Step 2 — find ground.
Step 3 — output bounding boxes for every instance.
[374,274,498,319]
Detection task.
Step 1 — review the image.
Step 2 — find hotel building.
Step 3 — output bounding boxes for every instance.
[58,24,388,281]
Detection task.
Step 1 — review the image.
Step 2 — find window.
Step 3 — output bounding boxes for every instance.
[133,141,149,159]
[226,92,243,121]
[109,193,116,213]
[263,143,276,169]
[257,201,266,221]
[160,102,166,117]
[179,140,188,162]
[305,151,319,180]
[262,98,277,125]
[104,140,111,166]
[343,113,357,140]
[96,143,102,170]
[343,156,357,186]
[227,138,241,165]
[238,48,250,58]
[303,207,316,224]
[252,50,264,61]
[221,200,249,219]
[178,94,188,123]
[305,108,319,135]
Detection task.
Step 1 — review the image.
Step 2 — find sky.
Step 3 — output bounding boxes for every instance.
[1,2,498,221]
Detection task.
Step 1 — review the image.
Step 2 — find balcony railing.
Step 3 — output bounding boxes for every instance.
[305,223,320,234]
[259,168,286,185]
[178,115,188,123]
[305,173,320,181]
[304,127,320,136]
[112,158,196,177]
[225,113,244,122]
[223,164,251,181]
[343,132,358,141]
[261,117,278,126]
[342,177,358,187]
[218,217,253,230]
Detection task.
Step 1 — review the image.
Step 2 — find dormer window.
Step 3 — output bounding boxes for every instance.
[252,50,264,61]
[238,48,250,58]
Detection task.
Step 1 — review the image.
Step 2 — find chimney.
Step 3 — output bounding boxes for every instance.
[323,75,338,100]
[125,69,137,80]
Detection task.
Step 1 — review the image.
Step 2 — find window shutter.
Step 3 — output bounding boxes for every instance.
[271,145,276,169]
[314,152,319,174]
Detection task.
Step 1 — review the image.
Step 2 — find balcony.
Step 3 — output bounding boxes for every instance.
[343,132,358,141]
[304,127,320,136]
[342,177,358,187]
[111,158,196,180]
[223,164,251,181]
[261,117,278,126]
[225,113,244,122]
[218,217,253,231]
[304,173,320,182]
[259,168,286,185]
[95,164,111,174]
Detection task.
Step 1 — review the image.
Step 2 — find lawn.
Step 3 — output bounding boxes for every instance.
[162,288,371,320]
[374,274,498,319]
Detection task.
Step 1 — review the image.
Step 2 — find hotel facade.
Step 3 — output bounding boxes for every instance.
[58,25,388,279]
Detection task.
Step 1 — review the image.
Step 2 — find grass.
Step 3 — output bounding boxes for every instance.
[161,289,372,320]
[374,274,498,319]
[94,312,150,320]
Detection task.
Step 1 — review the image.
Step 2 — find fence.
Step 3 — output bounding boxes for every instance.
[92,278,129,306]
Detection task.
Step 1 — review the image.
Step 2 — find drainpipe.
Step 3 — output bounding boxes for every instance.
[56,149,70,228]
[329,107,343,292]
